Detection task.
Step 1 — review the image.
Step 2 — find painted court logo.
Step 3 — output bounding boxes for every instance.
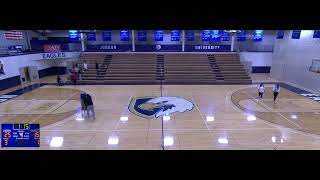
[129,96,194,119]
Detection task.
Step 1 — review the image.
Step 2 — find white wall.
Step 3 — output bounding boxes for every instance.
[0,52,80,80]
[240,52,273,66]
[271,30,320,93]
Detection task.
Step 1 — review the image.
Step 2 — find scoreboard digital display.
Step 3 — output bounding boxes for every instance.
[1,124,40,148]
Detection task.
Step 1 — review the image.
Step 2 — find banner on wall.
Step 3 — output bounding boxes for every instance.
[86,32,96,41]
[69,30,79,41]
[292,30,301,39]
[202,30,211,41]
[221,31,230,41]
[42,52,66,59]
[135,45,182,52]
[277,30,284,39]
[154,30,164,41]
[211,30,221,41]
[138,30,147,41]
[185,30,194,41]
[43,44,61,53]
[253,30,263,42]
[120,30,129,41]
[0,61,5,76]
[185,45,231,52]
[102,31,112,41]
[237,30,246,41]
[313,30,320,38]
[171,30,180,41]
[86,44,132,52]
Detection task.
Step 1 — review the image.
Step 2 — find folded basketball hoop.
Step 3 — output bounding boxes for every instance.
[309,59,320,73]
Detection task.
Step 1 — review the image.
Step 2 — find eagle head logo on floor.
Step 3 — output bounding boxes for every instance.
[129,96,194,119]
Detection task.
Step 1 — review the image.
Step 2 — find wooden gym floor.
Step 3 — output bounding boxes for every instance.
[1,74,320,150]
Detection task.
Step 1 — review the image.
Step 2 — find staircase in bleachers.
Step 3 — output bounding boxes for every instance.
[76,53,252,85]
[210,54,251,84]
[78,53,106,81]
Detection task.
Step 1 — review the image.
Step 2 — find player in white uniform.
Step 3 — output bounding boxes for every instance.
[272,84,280,103]
[257,83,265,98]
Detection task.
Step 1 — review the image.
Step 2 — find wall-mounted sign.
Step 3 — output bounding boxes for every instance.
[120,30,129,41]
[43,44,61,53]
[86,32,96,41]
[138,30,147,41]
[211,30,221,41]
[102,31,112,41]
[154,30,164,41]
[185,30,194,41]
[86,44,132,52]
[221,31,230,41]
[313,30,320,38]
[253,30,263,42]
[185,45,231,52]
[42,52,66,59]
[292,30,301,39]
[277,30,284,39]
[69,30,79,41]
[237,30,246,41]
[202,30,211,41]
[171,30,180,41]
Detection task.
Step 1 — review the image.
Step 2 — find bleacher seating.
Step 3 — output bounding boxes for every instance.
[76,53,252,85]
[211,54,251,84]
[163,54,216,84]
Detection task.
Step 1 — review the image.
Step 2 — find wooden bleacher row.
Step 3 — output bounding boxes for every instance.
[212,54,251,84]
[74,53,251,84]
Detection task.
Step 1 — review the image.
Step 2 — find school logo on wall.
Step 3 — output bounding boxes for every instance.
[129,96,194,119]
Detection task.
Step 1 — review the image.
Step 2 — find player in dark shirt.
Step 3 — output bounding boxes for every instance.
[85,94,95,120]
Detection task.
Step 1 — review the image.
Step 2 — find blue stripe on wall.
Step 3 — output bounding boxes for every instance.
[0,67,67,91]
[0,75,21,91]
[38,67,67,78]
[252,66,271,73]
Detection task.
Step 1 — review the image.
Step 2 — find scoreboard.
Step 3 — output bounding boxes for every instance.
[1,124,40,148]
